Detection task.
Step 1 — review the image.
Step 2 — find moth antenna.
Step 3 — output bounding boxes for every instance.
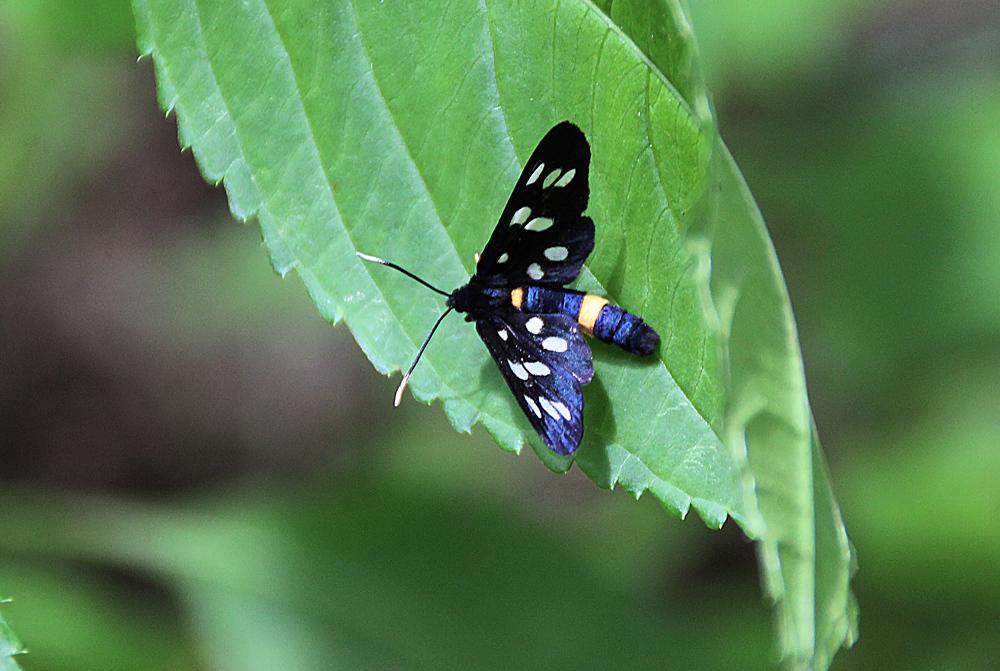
[393,306,454,407]
[356,252,450,297]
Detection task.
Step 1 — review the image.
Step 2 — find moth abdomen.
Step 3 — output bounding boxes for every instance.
[590,303,659,356]
[513,285,583,315]
[513,286,659,356]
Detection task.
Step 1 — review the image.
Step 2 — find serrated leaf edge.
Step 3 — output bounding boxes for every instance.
[130,0,754,536]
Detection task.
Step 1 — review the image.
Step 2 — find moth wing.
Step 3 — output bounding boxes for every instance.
[476,312,593,455]
[475,121,594,288]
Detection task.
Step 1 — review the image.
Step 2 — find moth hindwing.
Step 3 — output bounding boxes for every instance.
[476,311,593,456]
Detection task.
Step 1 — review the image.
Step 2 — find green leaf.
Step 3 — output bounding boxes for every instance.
[130,0,855,666]
[0,596,25,671]
[581,7,859,663]
[131,0,749,529]
[704,145,859,668]
[0,564,190,671]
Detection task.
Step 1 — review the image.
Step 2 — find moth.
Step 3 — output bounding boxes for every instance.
[359,121,659,455]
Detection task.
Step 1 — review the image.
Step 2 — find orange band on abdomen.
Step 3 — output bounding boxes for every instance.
[510,287,524,310]
[577,294,609,335]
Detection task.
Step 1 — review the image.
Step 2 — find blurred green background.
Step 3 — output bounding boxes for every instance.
[1,1,998,669]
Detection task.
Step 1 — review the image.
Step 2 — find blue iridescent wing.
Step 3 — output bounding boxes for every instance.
[474,122,594,288]
[476,311,593,455]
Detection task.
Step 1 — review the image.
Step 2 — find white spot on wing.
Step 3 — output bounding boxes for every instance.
[497,253,509,263]
[539,397,561,420]
[525,317,543,334]
[524,361,551,376]
[542,337,567,352]
[508,359,529,380]
[525,217,553,232]
[526,163,545,185]
[552,400,571,420]
[525,396,542,418]
[498,329,508,341]
[554,169,576,187]
[543,169,562,188]
[511,206,532,226]
[527,263,544,280]
[544,246,568,261]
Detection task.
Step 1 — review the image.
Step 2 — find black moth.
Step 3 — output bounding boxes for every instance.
[359,121,659,455]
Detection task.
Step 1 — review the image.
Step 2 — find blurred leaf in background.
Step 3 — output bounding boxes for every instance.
[1,418,778,671]
[692,0,1000,668]
[0,0,134,261]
